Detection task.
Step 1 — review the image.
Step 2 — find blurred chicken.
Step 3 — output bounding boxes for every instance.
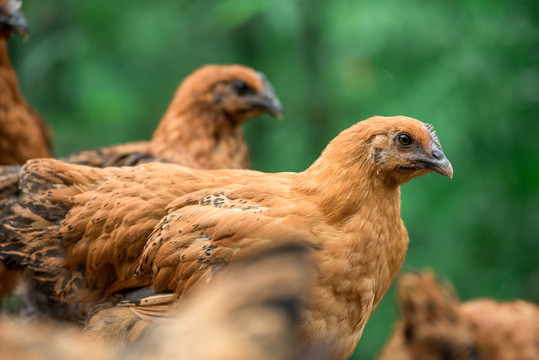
[0,0,52,302]
[0,115,452,359]
[130,241,331,360]
[0,318,111,360]
[0,0,51,166]
[378,271,539,360]
[65,64,282,169]
[0,242,331,360]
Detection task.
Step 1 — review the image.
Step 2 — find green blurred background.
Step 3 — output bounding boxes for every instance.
[8,0,538,358]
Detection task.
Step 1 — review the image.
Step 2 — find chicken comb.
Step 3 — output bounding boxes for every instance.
[424,123,439,143]
[424,123,444,152]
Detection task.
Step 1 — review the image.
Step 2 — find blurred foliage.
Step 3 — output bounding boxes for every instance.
[8,0,539,358]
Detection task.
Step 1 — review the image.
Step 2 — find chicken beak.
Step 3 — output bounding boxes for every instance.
[267,100,283,120]
[261,79,283,119]
[250,72,283,119]
[416,150,453,178]
[11,16,28,39]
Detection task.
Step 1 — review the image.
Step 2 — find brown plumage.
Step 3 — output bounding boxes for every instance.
[0,318,111,360]
[0,0,51,301]
[0,64,281,188]
[0,115,452,359]
[378,271,539,360]
[64,64,282,169]
[0,242,331,360]
[0,63,281,316]
[0,0,51,165]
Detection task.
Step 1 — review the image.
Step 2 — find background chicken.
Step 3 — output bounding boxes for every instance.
[0,0,51,166]
[0,242,330,360]
[377,271,539,360]
[0,63,282,174]
[0,0,51,301]
[0,115,452,359]
[63,64,282,169]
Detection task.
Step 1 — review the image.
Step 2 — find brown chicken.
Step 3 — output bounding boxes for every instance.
[0,115,453,359]
[0,0,51,165]
[65,64,282,169]
[0,0,52,301]
[378,271,539,360]
[0,242,328,360]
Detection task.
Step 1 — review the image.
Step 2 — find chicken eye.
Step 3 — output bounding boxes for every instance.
[397,133,413,146]
[233,80,253,96]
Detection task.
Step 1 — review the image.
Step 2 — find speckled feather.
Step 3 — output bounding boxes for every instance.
[0,116,451,360]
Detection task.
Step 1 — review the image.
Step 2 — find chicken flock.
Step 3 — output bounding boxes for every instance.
[0,2,536,360]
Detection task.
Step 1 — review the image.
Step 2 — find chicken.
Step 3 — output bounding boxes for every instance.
[0,0,52,301]
[0,63,281,171]
[0,242,331,360]
[64,64,282,169]
[0,115,453,359]
[0,0,52,165]
[378,271,539,360]
[461,300,539,360]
